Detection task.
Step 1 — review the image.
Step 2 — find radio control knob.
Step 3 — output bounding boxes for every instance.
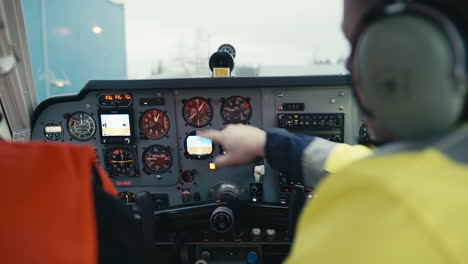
[266,229,276,241]
[251,228,261,241]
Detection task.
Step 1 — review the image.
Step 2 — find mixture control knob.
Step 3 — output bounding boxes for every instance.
[266,229,276,241]
[251,228,262,241]
[210,206,234,233]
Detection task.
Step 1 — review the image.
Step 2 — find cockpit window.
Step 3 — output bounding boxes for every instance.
[21,0,349,102]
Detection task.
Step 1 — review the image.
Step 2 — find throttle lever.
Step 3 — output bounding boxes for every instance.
[133,191,155,245]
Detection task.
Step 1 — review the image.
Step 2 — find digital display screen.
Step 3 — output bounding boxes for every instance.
[44,126,62,133]
[98,93,132,107]
[186,136,213,155]
[100,114,131,137]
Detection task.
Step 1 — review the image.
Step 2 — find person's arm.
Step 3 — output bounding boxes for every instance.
[265,129,340,186]
[198,125,372,187]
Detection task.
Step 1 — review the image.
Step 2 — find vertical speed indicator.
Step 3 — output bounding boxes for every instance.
[142,145,172,174]
[221,96,252,124]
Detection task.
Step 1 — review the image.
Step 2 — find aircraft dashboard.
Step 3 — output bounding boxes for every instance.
[31,75,362,263]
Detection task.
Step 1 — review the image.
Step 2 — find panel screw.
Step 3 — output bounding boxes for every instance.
[339,106,344,111]
[85,104,91,108]
[278,106,283,111]
[278,93,284,98]
[330,98,336,104]
[339,91,345,96]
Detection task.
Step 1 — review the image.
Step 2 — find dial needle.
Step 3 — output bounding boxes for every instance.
[198,102,206,112]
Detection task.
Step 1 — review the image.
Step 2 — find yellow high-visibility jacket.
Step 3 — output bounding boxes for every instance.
[285,129,468,263]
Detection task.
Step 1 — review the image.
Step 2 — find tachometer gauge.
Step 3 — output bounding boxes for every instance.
[142,145,172,174]
[67,112,96,141]
[221,96,252,124]
[105,146,137,177]
[183,97,213,128]
[43,121,63,141]
[140,109,170,140]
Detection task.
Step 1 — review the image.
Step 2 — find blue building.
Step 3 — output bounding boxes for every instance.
[21,0,127,102]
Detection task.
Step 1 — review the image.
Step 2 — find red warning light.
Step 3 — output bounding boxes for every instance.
[243,103,250,108]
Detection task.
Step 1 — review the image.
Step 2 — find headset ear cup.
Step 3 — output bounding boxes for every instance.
[454,66,468,95]
[355,15,465,139]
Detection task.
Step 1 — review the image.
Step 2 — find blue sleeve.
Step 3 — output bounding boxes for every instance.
[264,129,317,183]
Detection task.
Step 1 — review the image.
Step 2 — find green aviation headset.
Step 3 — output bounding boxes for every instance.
[350,0,467,140]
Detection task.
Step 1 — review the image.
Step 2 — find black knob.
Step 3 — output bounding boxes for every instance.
[210,206,234,233]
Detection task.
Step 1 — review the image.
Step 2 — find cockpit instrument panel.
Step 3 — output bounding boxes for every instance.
[31,76,359,208]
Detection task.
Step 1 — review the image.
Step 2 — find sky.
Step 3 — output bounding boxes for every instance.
[118,0,350,78]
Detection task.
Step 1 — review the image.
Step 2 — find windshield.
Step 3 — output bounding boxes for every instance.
[21,0,349,102]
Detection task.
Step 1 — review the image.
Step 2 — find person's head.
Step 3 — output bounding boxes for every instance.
[342,0,468,142]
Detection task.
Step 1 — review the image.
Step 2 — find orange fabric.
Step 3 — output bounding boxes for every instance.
[0,141,115,264]
[94,160,117,196]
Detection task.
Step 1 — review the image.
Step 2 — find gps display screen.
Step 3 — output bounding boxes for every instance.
[100,114,131,137]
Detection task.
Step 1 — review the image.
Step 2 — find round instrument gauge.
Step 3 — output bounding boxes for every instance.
[183,97,213,128]
[118,192,135,205]
[140,109,170,140]
[105,146,137,177]
[221,96,252,124]
[43,121,63,141]
[67,112,96,141]
[142,145,172,174]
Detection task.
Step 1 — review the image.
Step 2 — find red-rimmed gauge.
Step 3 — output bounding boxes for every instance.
[221,96,252,124]
[143,145,172,174]
[140,109,170,139]
[183,97,213,128]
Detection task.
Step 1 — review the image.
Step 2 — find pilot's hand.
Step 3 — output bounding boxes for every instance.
[197,124,266,168]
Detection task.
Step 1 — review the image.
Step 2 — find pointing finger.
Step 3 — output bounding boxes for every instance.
[213,154,233,168]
